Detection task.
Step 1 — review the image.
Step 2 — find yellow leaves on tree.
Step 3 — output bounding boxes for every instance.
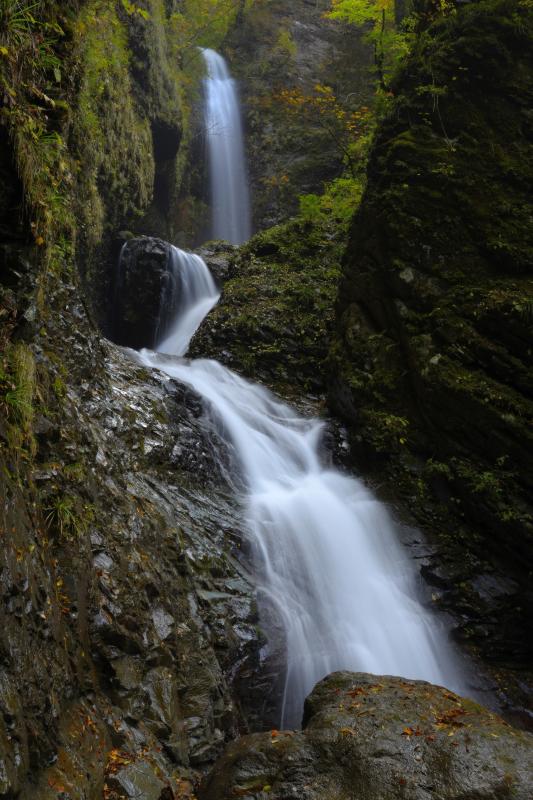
[274,83,372,178]
[327,0,412,87]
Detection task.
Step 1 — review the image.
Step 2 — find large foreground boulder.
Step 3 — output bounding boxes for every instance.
[200,672,533,800]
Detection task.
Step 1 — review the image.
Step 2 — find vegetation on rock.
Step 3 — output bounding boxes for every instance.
[201,671,533,800]
[0,0,532,795]
[330,0,533,695]
[190,218,344,397]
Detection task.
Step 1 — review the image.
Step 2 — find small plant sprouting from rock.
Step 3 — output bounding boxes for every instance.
[45,495,93,539]
[0,343,37,459]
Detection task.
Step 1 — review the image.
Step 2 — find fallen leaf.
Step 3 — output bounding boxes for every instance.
[347,687,366,698]
[339,726,357,738]
[435,707,467,727]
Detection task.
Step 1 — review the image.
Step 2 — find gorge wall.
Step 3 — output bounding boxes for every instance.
[0,0,532,796]
[0,2,268,796]
[330,0,533,709]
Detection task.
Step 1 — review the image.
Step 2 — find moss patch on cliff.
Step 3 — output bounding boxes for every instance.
[331,0,533,679]
[191,218,344,396]
[72,1,155,251]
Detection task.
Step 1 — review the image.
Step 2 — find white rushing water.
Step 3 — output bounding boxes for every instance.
[139,253,466,727]
[201,48,251,245]
[156,246,220,357]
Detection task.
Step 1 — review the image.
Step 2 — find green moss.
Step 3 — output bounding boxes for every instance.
[73,0,155,250]
[192,217,345,396]
[327,1,533,692]
[0,343,37,461]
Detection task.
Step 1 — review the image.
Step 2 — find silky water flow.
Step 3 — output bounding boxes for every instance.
[134,47,466,727]
[137,253,467,727]
[201,48,251,245]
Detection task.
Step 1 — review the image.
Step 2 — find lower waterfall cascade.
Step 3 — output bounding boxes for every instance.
[138,247,468,727]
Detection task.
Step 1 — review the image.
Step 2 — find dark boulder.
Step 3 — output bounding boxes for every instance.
[112,236,175,350]
[200,671,533,800]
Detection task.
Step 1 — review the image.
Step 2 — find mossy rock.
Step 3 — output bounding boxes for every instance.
[190,218,344,397]
[331,0,533,680]
[201,671,533,800]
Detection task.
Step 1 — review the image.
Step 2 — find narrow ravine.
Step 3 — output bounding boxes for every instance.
[2,4,532,794]
[127,49,470,728]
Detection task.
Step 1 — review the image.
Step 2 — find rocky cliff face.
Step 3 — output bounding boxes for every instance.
[330,0,533,704]
[224,0,373,231]
[0,268,263,797]
[0,2,268,795]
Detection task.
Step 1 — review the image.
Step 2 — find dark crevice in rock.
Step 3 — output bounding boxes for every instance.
[151,118,181,222]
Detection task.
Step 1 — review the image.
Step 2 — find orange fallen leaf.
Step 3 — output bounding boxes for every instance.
[339,726,357,737]
[435,707,467,727]
[347,687,366,697]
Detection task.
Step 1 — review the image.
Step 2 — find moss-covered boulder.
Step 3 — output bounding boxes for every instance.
[201,671,533,800]
[331,0,533,685]
[190,219,344,397]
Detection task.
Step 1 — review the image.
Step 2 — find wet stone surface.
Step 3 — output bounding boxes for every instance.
[201,671,533,800]
[0,269,273,796]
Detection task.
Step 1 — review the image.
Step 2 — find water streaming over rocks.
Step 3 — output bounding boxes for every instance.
[138,253,466,727]
[202,48,251,245]
[156,246,220,356]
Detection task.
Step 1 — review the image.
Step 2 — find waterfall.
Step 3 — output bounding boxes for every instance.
[138,254,467,728]
[156,246,220,357]
[201,48,252,245]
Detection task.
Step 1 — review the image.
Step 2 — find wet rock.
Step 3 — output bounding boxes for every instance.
[108,760,167,800]
[152,607,174,640]
[201,672,533,800]
[197,242,236,284]
[113,236,173,349]
[0,270,263,794]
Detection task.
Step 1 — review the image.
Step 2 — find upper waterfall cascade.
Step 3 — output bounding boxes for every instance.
[202,48,251,245]
[138,249,466,727]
